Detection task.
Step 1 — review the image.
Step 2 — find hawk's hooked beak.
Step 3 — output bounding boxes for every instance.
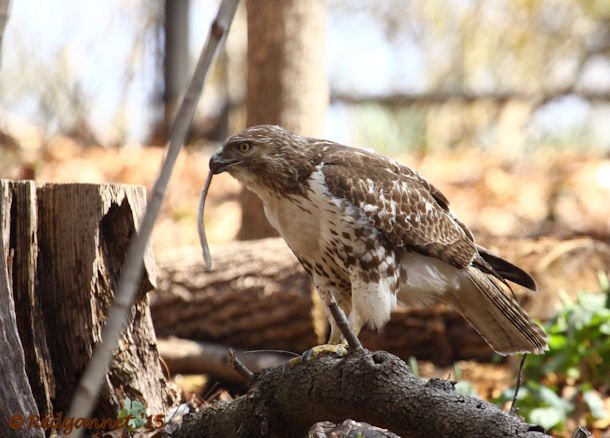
[209,149,239,174]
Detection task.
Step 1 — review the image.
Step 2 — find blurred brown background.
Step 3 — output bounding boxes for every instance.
[1,0,608,250]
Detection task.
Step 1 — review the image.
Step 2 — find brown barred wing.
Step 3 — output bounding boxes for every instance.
[319,148,477,269]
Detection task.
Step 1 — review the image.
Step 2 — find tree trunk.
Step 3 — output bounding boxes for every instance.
[174,349,550,438]
[152,236,610,365]
[238,0,328,239]
[164,0,190,135]
[0,180,173,433]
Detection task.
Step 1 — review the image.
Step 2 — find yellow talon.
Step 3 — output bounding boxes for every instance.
[288,343,348,368]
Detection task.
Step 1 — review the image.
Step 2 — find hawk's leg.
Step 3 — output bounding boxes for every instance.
[322,286,357,345]
[327,319,343,345]
[327,299,351,344]
[327,297,364,352]
[289,287,355,367]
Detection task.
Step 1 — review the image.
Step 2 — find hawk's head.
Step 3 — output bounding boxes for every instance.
[209,125,315,195]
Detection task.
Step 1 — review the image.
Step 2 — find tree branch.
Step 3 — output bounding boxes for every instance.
[228,349,254,383]
[331,89,610,107]
[63,0,241,434]
[174,349,550,438]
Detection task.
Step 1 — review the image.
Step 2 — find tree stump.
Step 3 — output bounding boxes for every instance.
[0,181,43,437]
[0,180,172,435]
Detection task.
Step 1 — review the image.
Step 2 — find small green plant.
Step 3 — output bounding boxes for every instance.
[452,362,481,399]
[407,356,419,377]
[495,273,610,431]
[118,397,148,431]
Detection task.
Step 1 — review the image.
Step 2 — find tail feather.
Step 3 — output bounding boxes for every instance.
[445,267,548,355]
[476,245,538,291]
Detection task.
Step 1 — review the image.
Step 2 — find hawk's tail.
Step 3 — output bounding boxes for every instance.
[446,267,548,355]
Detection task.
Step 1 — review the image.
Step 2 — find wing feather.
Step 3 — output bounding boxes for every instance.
[317,145,476,268]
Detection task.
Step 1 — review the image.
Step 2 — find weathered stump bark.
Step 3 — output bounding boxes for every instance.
[174,349,550,438]
[0,180,172,434]
[0,181,43,437]
[153,236,610,365]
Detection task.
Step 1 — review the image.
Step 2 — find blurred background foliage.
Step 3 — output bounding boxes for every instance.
[494,274,610,433]
[329,0,610,154]
[0,0,608,246]
[0,0,608,152]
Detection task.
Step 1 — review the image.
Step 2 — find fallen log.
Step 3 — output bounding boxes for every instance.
[152,236,610,365]
[151,240,321,353]
[156,337,293,383]
[174,349,550,438]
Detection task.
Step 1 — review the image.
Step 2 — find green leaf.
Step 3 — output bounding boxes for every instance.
[566,366,581,380]
[576,292,606,314]
[583,390,607,419]
[123,397,132,410]
[529,406,566,430]
[133,412,147,429]
[131,400,145,413]
[599,320,610,335]
[548,334,567,349]
[118,397,148,431]
[535,385,572,411]
[569,307,593,330]
[408,356,419,377]
[454,381,480,399]
[504,285,610,429]
[549,314,565,333]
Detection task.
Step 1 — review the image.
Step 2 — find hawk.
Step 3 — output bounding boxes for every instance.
[209,125,548,355]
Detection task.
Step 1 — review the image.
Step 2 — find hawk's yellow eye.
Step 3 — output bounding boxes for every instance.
[238,143,251,153]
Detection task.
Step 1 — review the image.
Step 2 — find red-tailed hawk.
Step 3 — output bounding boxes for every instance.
[210,125,548,355]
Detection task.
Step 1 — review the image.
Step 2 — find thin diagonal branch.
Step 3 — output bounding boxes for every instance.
[510,354,528,416]
[228,348,254,383]
[0,0,9,67]
[63,1,240,435]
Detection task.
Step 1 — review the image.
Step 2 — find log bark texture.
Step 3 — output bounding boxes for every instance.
[174,349,550,438]
[153,236,610,365]
[151,240,321,353]
[0,180,172,432]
